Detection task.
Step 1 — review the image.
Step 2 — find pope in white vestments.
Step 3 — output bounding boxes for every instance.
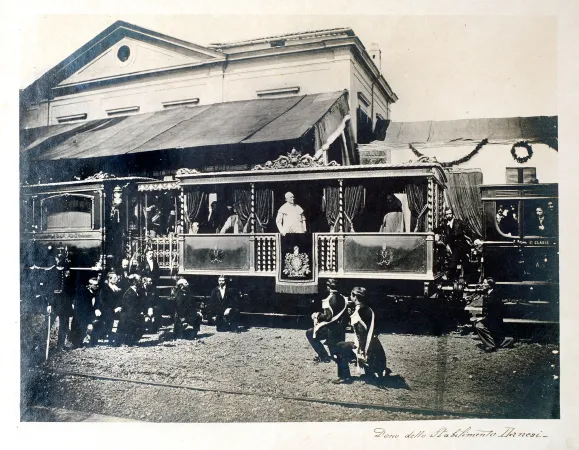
[276,192,307,235]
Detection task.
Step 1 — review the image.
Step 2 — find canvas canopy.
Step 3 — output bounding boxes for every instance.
[22,91,350,161]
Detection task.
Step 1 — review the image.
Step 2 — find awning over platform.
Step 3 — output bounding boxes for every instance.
[383,116,558,149]
[22,91,349,161]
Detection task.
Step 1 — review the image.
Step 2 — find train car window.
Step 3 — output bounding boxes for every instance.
[495,201,520,237]
[42,195,92,230]
[523,199,558,237]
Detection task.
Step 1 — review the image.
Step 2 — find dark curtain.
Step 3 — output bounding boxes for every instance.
[405,183,427,232]
[323,186,340,231]
[186,190,207,232]
[445,171,484,239]
[233,189,251,231]
[343,185,365,232]
[254,188,274,233]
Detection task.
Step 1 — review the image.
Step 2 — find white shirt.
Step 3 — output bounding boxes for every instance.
[276,203,306,234]
[219,286,226,299]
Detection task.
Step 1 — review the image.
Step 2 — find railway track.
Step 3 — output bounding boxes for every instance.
[44,368,503,420]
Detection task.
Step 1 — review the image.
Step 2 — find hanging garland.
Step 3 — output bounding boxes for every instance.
[408,138,489,167]
[510,141,533,163]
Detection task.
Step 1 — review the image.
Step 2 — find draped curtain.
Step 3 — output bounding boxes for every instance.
[313,93,352,165]
[343,185,365,232]
[233,189,251,231]
[323,186,340,231]
[445,171,483,239]
[322,185,365,232]
[186,190,208,232]
[254,188,274,233]
[405,183,427,232]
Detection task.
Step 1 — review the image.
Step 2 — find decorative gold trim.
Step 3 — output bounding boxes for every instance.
[137,181,181,191]
[176,168,200,176]
[85,172,116,180]
[253,149,340,170]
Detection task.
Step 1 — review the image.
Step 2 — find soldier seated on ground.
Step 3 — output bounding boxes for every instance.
[172,278,202,339]
[473,278,514,353]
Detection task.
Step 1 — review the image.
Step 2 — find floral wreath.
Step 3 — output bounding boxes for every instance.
[511,141,533,164]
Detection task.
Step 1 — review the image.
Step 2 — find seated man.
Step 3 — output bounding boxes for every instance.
[92,271,123,343]
[172,278,202,339]
[220,206,248,234]
[276,192,306,235]
[379,194,405,233]
[209,275,241,331]
[474,278,514,352]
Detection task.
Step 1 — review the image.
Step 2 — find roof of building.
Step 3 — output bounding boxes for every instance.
[208,28,356,48]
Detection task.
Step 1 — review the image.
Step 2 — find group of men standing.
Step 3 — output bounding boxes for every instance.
[306,279,388,384]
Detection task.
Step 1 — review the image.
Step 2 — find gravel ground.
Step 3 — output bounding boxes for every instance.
[22,322,559,422]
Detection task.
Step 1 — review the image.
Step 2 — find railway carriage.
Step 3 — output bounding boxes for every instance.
[21,152,450,317]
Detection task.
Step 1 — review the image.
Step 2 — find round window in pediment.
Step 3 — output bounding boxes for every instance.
[117,45,131,62]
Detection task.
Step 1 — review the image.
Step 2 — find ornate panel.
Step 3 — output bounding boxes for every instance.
[343,234,427,273]
[183,235,251,271]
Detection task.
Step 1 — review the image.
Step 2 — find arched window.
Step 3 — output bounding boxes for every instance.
[41,194,94,231]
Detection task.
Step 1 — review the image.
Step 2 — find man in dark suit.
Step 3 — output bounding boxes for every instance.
[70,277,100,348]
[116,274,146,346]
[45,248,75,350]
[140,248,161,332]
[442,208,471,277]
[474,278,514,352]
[172,278,202,339]
[92,271,123,343]
[306,279,350,383]
[209,275,240,331]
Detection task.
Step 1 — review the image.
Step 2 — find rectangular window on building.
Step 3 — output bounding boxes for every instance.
[506,167,537,184]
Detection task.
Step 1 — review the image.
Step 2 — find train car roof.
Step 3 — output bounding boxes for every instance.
[21,175,156,190]
[167,161,448,187]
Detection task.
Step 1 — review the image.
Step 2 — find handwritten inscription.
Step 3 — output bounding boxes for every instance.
[374,427,548,439]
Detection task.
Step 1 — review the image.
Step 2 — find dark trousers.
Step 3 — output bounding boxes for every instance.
[174,311,202,338]
[216,308,239,331]
[53,313,71,349]
[306,327,350,379]
[475,320,511,350]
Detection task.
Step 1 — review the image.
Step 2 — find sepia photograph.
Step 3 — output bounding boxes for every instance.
[17,11,563,428]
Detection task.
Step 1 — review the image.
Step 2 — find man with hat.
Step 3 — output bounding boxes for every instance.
[172,278,202,339]
[343,287,388,380]
[140,248,161,332]
[306,279,350,381]
[45,246,75,350]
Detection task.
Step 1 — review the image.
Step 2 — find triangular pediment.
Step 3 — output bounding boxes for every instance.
[59,36,217,87]
[22,21,225,99]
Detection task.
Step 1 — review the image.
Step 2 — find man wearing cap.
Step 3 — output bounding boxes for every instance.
[306,279,350,381]
[172,278,202,339]
[344,287,388,380]
[45,248,75,350]
[276,192,306,235]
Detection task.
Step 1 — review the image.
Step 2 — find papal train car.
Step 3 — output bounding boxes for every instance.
[21,150,451,317]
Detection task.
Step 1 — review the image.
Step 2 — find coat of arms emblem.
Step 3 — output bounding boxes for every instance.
[210,245,224,264]
[283,246,311,278]
[377,243,394,268]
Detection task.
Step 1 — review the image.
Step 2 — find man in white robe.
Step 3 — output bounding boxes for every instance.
[276,192,306,235]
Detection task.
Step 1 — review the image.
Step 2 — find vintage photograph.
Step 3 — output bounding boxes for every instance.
[19,14,559,422]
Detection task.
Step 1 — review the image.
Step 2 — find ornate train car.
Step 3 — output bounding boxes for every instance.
[21,152,450,317]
